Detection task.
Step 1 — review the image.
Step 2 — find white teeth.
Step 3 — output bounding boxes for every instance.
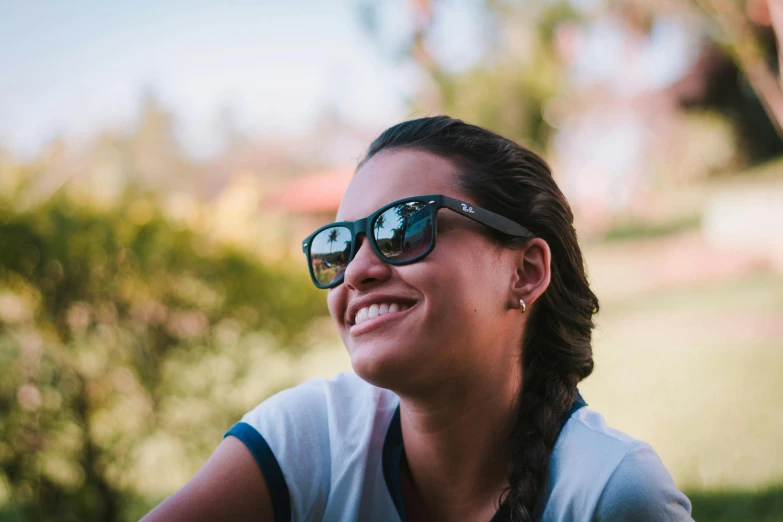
[356,308,368,324]
[353,302,410,325]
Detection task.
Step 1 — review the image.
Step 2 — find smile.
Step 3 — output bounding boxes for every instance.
[354,302,411,325]
[349,302,417,335]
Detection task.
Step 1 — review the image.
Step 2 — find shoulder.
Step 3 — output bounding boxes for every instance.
[226,372,399,521]
[550,406,644,482]
[544,407,693,521]
[592,441,694,521]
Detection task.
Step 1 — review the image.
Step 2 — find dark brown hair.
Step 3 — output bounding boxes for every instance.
[361,116,598,521]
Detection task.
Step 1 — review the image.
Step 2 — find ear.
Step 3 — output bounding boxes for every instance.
[509,238,551,310]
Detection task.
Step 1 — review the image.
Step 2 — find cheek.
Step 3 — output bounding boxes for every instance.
[415,255,502,324]
[326,289,347,328]
[437,250,508,325]
[430,237,504,292]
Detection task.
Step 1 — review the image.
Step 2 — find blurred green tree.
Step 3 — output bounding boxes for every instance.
[0,190,326,521]
[358,0,783,165]
[357,0,582,149]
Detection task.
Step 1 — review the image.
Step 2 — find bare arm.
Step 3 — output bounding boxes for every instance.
[141,436,275,522]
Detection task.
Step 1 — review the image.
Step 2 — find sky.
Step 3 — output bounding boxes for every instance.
[0,0,419,158]
[0,0,696,160]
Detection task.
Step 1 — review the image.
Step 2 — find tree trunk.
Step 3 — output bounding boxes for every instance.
[699,0,783,136]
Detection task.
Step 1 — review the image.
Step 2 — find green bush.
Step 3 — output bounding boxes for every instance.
[0,192,327,521]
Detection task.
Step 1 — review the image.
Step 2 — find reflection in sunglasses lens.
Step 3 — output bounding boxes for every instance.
[374,202,432,261]
[310,226,352,286]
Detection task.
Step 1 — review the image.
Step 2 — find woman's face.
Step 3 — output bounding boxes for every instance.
[327,149,525,395]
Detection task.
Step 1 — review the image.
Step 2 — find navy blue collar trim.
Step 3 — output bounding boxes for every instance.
[382,389,587,522]
[224,422,291,522]
[382,406,406,520]
[569,389,587,419]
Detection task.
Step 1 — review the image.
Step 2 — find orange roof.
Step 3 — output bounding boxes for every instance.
[265,168,353,214]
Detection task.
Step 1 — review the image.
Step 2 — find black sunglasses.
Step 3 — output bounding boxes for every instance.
[302,194,534,289]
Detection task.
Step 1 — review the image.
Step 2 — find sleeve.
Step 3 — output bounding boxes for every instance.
[592,441,694,522]
[224,379,331,522]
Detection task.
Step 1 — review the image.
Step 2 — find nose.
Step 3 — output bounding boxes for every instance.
[343,234,392,290]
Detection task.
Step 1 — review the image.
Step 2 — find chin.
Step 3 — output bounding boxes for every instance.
[347,338,423,392]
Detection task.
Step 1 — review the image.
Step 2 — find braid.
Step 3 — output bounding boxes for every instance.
[501,224,597,521]
[502,339,581,521]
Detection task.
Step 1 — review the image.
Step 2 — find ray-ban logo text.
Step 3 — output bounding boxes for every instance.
[461,203,475,214]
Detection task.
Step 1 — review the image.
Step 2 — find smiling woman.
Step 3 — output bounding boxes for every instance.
[142,116,694,522]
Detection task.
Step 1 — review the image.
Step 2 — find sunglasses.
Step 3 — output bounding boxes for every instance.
[302,194,534,289]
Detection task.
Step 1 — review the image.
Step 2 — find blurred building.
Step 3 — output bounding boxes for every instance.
[262,167,352,256]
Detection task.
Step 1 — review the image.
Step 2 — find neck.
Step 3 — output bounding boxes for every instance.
[397,361,521,521]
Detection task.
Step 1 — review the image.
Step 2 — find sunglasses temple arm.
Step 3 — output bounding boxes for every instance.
[441,196,532,237]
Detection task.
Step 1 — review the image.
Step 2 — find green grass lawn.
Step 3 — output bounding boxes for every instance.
[579,270,783,492]
[686,484,783,522]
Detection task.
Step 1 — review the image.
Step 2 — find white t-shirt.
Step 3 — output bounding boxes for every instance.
[225,372,694,522]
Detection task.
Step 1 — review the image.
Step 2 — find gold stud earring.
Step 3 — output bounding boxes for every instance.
[519,298,526,313]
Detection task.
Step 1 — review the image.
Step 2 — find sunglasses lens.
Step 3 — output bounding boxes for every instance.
[374,202,433,261]
[309,226,352,286]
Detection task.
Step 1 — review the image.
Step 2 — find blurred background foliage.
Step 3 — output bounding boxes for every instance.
[1,0,783,520]
[0,188,328,521]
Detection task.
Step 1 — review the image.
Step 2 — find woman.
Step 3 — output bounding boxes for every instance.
[144,117,694,521]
